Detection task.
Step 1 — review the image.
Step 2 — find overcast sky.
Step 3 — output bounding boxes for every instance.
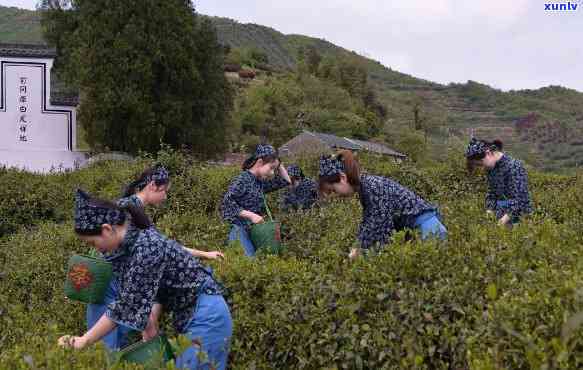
[2,0,582,92]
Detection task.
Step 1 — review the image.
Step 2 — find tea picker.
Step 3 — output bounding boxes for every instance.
[118,164,225,260]
[83,164,224,351]
[318,151,447,259]
[59,190,233,370]
[465,138,533,226]
[280,164,319,212]
[221,144,291,257]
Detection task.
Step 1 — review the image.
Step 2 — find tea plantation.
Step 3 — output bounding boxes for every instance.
[1,149,582,369]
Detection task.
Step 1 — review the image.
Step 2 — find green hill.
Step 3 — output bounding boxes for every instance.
[0,6,43,44]
[2,5,583,171]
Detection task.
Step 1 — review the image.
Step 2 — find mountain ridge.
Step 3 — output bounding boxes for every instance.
[2,5,583,171]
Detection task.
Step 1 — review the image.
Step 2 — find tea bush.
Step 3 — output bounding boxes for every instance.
[1,151,582,369]
[0,161,149,237]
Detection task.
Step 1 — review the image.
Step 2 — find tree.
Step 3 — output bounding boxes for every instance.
[40,0,232,157]
[234,76,303,146]
[248,48,269,66]
[410,93,448,143]
[299,46,322,75]
[226,47,268,69]
[396,129,426,162]
[335,56,368,100]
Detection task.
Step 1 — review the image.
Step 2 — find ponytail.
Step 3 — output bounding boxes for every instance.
[119,203,152,230]
[242,157,257,170]
[122,179,143,198]
[491,140,503,151]
[337,150,361,187]
[318,150,361,190]
[122,165,169,197]
[481,139,503,152]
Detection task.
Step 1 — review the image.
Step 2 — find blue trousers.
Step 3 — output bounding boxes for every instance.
[496,200,520,224]
[175,294,233,370]
[414,211,448,240]
[228,225,256,257]
[86,279,133,350]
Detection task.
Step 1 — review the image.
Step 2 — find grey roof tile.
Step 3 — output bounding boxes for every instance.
[305,131,361,150]
[0,43,56,58]
[345,138,406,157]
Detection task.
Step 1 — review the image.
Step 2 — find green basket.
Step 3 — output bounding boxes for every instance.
[63,254,112,304]
[114,335,175,369]
[249,195,285,255]
[250,221,283,255]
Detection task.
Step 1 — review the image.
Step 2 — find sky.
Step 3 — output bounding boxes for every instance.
[2,0,582,92]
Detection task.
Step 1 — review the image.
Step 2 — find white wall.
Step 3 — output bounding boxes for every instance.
[0,56,77,151]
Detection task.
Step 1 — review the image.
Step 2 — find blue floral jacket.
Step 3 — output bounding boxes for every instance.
[221,170,289,227]
[485,154,533,219]
[105,226,222,333]
[357,174,435,249]
[280,178,318,211]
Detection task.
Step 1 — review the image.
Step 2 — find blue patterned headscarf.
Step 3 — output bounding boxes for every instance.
[319,155,345,177]
[287,164,304,179]
[74,189,126,233]
[243,144,278,170]
[254,144,276,159]
[134,165,169,190]
[465,138,490,158]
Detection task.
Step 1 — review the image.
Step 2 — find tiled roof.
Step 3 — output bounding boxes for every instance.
[305,131,361,150]
[293,130,406,158]
[0,43,57,58]
[345,138,407,157]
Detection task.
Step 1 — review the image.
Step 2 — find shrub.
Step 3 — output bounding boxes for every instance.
[0,161,145,237]
[1,152,582,369]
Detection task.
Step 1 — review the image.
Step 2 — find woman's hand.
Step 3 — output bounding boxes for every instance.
[201,251,225,260]
[348,248,361,260]
[58,335,88,349]
[186,248,225,260]
[240,210,264,224]
[142,318,159,342]
[498,214,511,226]
[278,162,292,184]
[142,303,162,341]
[59,315,116,349]
[249,213,265,224]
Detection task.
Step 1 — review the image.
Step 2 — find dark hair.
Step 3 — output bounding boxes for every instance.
[75,199,152,236]
[466,158,482,173]
[242,154,279,170]
[466,139,504,172]
[487,139,503,151]
[318,150,361,191]
[122,165,170,197]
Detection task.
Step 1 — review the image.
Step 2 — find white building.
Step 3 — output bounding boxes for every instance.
[0,43,87,172]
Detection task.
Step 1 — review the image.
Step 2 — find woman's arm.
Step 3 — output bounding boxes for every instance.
[186,248,225,260]
[278,163,292,185]
[142,303,163,341]
[261,164,292,193]
[239,209,264,224]
[58,315,117,349]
